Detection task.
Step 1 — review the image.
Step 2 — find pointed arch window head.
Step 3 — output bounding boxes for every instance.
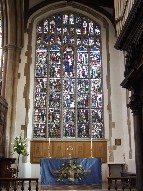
[33,12,103,139]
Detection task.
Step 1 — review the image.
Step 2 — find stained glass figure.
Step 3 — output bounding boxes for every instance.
[57,15,62,22]
[91,94,102,108]
[34,12,103,139]
[77,80,89,94]
[89,36,94,45]
[50,19,55,33]
[35,78,47,93]
[49,79,61,91]
[76,26,81,34]
[37,21,43,33]
[63,35,68,44]
[78,123,89,138]
[63,93,74,108]
[69,36,74,44]
[63,26,68,34]
[57,24,62,34]
[63,79,75,94]
[63,109,75,137]
[36,34,42,43]
[76,16,82,23]
[49,93,60,107]
[77,94,89,108]
[77,36,81,45]
[43,34,48,43]
[96,39,100,46]
[91,109,103,138]
[83,20,88,34]
[50,34,55,44]
[34,93,46,107]
[89,21,94,34]
[48,108,61,138]
[91,79,102,94]
[63,14,69,24]
[95,25,101,35]
[35,52,47,77]
[44,19,48,33]
[56,35,61,45]
[33,108,46,138]
[70,26,74,34]
[69,14,74,24]
[63,46,74,78]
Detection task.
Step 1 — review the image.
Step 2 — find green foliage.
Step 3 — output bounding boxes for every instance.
[12,134,29,156]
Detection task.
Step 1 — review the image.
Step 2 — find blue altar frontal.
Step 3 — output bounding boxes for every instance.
[40,158,102,185]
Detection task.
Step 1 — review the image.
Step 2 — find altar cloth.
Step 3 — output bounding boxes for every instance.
[40,158,102,185]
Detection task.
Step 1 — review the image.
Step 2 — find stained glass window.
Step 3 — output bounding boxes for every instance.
[33,13,103,139]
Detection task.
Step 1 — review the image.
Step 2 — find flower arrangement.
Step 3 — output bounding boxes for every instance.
[57,160,85,182]
[12,134,29,156]
[11,134,29,177]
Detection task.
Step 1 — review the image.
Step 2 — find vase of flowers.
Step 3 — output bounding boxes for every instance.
[12,134,29,177]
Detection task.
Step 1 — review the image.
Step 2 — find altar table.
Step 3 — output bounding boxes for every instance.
[40,158,102,185]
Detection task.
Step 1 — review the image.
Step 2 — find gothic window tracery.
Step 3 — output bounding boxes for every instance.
[33,12,103,139]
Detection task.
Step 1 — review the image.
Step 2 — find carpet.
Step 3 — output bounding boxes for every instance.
[40,184,102,190]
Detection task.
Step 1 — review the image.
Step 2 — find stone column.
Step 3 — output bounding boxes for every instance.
[128,93,143,191]
[1,0,23,156]
[4,44,16,157]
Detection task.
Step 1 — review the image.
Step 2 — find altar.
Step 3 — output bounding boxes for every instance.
[40,158,102,185]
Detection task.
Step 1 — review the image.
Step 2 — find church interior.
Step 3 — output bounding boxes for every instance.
[0,0,143,190]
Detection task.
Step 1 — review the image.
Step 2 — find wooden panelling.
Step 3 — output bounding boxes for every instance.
[52,141,65,158]
[75,142,84,158]
[30,140,107,163]
[43,142,49,157]
[32,142,43,157]
[94,142,107,163]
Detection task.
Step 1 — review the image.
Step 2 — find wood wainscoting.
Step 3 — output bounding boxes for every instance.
[30,140,107,163]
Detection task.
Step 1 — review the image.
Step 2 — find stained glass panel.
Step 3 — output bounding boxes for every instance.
[34,12,103,139]
[33,43,48,138]
[37,21,43,33]
[63,46,75,78]
[63,109,75,137]
[44,19,48,33]
[48,108,61,138]
[50,19,55,33]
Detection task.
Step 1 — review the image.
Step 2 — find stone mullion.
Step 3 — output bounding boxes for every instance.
[128,93,143,191]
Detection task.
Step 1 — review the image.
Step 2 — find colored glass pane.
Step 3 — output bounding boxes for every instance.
[44,19,48,33]
[34,12,103,139]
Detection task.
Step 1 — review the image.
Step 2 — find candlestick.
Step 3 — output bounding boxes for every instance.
[48,137,50,147]
[48,138,51,158]
[91,138,93,149]
[90,149,93,158]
